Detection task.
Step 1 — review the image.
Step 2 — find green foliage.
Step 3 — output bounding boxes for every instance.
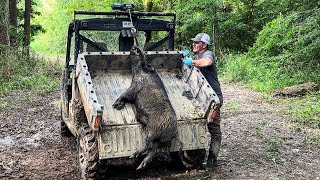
[217,0,261,52]
[219,53,282,92]
[0,46,61,95]
[173,0,215,49]
[31,0,277,53]
[219,7,320,129]
[248,9,320,87]
[218,53,250,82]
[32,0,112,55]
[281,92,320,128]
[14,0,45,42]
[224,100,241,111]
[31,0,320,54]
[31,0,147,55]
[173,0,287,51]
[221,8,320,92]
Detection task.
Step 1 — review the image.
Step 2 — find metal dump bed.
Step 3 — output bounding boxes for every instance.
[75,51,219,159]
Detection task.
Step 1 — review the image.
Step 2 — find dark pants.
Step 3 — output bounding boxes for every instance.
[208,96,223,140]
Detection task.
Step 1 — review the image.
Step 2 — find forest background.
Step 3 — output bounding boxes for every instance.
[0,0,319,127]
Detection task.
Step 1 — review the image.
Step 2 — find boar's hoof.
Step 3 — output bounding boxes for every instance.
[112,100,125,110]
[136,157,150,170]
[129,151,140,159]
[136,162,146,170]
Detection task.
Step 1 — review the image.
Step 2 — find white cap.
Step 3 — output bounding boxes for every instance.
[191,33,210,45]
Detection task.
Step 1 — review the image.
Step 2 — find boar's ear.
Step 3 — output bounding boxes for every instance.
[135,47,143,56]
[131,45,137,51]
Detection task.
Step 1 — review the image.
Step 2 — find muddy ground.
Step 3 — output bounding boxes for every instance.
[0,83,319,179]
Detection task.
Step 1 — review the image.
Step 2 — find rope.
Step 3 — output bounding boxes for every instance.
[128,9,139,47]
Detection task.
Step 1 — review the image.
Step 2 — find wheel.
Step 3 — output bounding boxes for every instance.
[60,67,72,137]
[60,120,72,137]
[78,122,99,179]
[182,149,206,169]
[60,68,69,119]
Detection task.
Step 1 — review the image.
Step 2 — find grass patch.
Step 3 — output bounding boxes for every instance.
[0,47,62,96]
[24,95,37,103]
[0,102,9,112]
[255,120,266,139]
[225,100,241,111]
[254,121,284,163]
[312,133,320,144]
[280,92,320,128]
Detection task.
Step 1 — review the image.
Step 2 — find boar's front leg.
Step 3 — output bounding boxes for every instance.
[112,83,139,110]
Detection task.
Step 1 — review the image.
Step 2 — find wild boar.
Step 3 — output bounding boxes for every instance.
[112,46,178,170]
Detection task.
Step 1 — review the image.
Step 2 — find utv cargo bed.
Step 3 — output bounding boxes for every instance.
[75,51,219,158]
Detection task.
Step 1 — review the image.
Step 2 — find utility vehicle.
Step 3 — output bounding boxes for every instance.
[60,4,220,178]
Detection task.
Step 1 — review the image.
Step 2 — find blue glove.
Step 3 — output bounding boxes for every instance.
[183,58,193,67]
[182,50,190,57]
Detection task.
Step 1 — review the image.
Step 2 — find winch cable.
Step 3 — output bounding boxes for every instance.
[128,9,139,47]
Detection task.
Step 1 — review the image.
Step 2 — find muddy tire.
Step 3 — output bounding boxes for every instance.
[77,122,99,179]
[60,120,72,137]
[60,68,73,137]
[60,68,69,120]
[182,149,206,169]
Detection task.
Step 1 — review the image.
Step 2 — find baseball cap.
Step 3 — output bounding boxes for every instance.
[191,33,210,45]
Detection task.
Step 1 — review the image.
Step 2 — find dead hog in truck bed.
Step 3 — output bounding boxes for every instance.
[112,46,178,170]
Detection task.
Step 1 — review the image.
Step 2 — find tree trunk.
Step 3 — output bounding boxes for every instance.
[24,0,32,56]
[9,0,18,46]
[9,0,18,27]
[145,0,153,12]
[213,3,219,57]
[0,0,10,46]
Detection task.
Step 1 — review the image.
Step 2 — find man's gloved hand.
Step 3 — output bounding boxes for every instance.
[183,58,193,67]
[182,50,190,57]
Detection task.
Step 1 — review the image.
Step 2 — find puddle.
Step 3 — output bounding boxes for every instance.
[0,136,15,148]
[0,133,43,149]
[23,133,42,148]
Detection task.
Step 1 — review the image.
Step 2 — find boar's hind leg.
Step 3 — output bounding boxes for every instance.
[136,141,159,170]
[130,138,157,158]
[129,141,152,159]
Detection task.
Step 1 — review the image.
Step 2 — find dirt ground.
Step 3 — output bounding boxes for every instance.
[0,83,319,179]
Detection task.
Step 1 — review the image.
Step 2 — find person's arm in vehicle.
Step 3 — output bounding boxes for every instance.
[192,57,213,67]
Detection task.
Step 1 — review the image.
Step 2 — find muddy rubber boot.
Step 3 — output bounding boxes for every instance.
[207,139,221,168]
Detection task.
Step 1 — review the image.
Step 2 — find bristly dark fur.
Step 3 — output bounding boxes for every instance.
[112,46,178,170]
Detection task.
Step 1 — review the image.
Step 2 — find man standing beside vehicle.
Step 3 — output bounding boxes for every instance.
[183,33,223,167]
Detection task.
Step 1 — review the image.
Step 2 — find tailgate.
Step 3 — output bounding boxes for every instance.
[97,119,209,159]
